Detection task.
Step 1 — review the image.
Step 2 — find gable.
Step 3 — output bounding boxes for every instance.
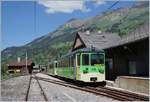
[74,38,83,49]
[72,34,86,51]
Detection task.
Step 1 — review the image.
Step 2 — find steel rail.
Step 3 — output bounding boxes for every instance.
[35,77,130,101]
[25,75,48,101]
[96,86,149,101]
[25,75,32,101]
[34,77,127,101]
[34,76,149,101]
[87,86,149,101]
[32,75,48,101]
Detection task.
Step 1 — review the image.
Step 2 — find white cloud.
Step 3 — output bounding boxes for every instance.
[38,0,90,14]
[95,0,106,6]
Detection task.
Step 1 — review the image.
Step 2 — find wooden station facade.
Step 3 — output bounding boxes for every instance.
[72,23,149,80]
[7,60,34,74]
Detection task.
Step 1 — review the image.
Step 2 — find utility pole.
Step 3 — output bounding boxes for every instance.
[26,51,28,73]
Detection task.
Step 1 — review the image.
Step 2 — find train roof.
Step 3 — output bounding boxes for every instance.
[73,48,104,53]
[60,48,104,59]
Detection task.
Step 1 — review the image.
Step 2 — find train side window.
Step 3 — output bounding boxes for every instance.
[82,54,89,65]
[55,63,57,68]
[71,55,75,67]
[69,57,70,67]
[9,70,14,74]
[67,57,69,67]
[61,60,62,67]
[77,54,80,66]
[69,56,72,67]
[59,61,60,67]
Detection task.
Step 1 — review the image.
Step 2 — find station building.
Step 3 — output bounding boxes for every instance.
[72,23,149,94]
[7,59,34,74]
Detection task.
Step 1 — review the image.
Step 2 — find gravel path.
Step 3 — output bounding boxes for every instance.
[1,75,30,101]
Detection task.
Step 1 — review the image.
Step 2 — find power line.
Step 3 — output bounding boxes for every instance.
[100,0,120,20]
[108,0,120,10]
[106,0,130,22]
[80,1,120,32]
[34,1,36,33]
[103,0,120,23]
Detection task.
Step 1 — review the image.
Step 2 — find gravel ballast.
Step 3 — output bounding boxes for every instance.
[27,78,46,101]
[1,73,118,101]
[37,73,116,102]
[1,75,30,101]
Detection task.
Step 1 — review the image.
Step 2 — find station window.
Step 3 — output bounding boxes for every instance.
[82,54,89,65]
[106,59,113,69]
[129,61,136,75]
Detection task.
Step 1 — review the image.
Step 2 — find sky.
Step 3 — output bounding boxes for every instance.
[1,0,136,50]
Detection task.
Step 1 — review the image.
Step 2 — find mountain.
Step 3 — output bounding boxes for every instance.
[2,2,149,66]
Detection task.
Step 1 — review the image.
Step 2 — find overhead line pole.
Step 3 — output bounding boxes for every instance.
[34,1,36,32]
[26,51,28,73]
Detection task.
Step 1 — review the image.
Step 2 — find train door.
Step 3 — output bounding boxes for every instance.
[75,54,80,80]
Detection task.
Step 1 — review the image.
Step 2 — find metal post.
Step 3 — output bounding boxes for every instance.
[26,51,28,73]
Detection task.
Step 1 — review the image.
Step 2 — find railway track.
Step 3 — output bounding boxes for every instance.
[87,86,149,101]
[35,76,149,101]
[25,75,32,101]
[95,86,149,101]
[25,75,48,101]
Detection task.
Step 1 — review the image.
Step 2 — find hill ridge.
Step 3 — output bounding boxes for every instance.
[2,2,149,65]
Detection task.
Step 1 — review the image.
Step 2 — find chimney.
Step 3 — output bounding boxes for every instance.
[17,57,21,63]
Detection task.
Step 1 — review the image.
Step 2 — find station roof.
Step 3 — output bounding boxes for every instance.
[72,23,149,51]
[7,60,34,67]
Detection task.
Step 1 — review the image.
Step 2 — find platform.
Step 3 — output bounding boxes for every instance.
[114,76,149,95]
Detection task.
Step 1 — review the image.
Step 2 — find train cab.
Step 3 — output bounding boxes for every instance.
[75,49,105,82]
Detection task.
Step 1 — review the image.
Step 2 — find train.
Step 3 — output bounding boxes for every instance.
[48,48,105,83]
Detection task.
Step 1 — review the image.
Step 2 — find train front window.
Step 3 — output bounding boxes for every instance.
[91,54,104,65]
[82,54,89,65]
